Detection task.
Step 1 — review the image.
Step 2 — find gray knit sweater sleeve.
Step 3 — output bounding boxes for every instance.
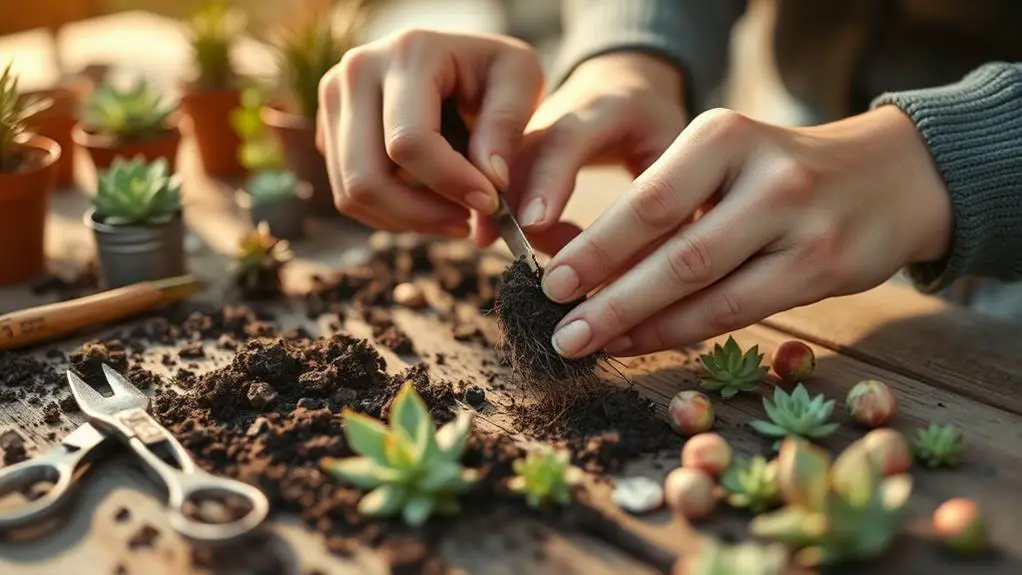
[871,62,1022,292]
[553,0,746,115]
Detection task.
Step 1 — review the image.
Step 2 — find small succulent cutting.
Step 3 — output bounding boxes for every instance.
[230,222,293,298]
[507,445,584,509]
[186,1,245,90]
[247,170,299,206]
[750,384,839,450]
[913,423,964,468]
[720,455,781,514]
[93,156,181,225]
[81,79,175,141]
[749,436,913,566]
[0,61,51,172]
[321,380,479,526]
[698,336,769,398]
[673,536,789,575]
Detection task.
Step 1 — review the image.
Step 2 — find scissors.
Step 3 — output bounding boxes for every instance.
[0,363,269,544]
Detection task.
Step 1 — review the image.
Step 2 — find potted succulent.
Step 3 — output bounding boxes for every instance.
[73,78,180,172]
[85,155,186,288]
[22,74,94,187]
[231,86,312,239]
[179,1,247,177]
[0,62,60,286]
[263,0,373,210]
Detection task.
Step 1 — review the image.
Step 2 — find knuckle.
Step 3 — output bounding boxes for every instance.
[580,233,615,274]
[341,174,380,205]
[388,29,436,61]
[666,235,713,286]
[688,108,751,144]
[707,289,745,332]
[601,297,631,332]
[628,178,676,229]
[337,47,374,83]
[385,130,429,164]
[762,156,816,206]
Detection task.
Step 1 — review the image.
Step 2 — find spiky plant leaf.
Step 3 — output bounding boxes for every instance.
[321,380,478,525]
[81,79,175,140]
[508,446,584,508]
[912,423,964,468]
[230,222,293,296]
[186,1,245,90]
[0,61,53,171]
[698,336,768,398]
[340,409,389,464]
[720,455,781,513]
[93,156,181,225]
[750,384,838,449]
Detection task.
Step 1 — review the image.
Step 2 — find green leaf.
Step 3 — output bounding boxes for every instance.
[435,411,472,461]
[721,386,739,399]
[402,496,435,526]
[418,460,463,492]
[749,505,827,547]
[391,380,434,448]
[806,422,839,438]
[776,437,830,510]
[384,428,419,471]
[358,484,407,517]
[341,410,389,464]
[750,420,788,437]
[321,456,402,489]
[830,440,877,507]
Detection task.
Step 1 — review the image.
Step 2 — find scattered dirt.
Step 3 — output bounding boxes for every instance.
[127,524,160,549]
[27,260,100,301]
[0,429,28,465]
[114,507,131,523]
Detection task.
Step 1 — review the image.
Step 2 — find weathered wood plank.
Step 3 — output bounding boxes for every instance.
[763,282,1022,416]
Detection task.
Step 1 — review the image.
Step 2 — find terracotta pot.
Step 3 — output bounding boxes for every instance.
[72,123,182,173]
[180,87,245,177]
[23,86,80,186]
[260,105,334,212]
[0,135,60,286]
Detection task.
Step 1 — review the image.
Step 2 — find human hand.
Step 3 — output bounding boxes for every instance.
[474,52,688,254]
[541,106,953,358]
[315,29,543,237]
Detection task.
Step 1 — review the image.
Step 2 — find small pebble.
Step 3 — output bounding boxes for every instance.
[611,476,664,513]
[465,385,485,407]
[393,282,426,309]
[246,382,278,410]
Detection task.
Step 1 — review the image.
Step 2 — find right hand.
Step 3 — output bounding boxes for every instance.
[315,29,544,238]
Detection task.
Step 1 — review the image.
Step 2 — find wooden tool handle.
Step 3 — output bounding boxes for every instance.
[0,283,163,350]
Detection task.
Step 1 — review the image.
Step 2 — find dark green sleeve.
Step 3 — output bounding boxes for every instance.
[553,0,747,116]
[871,62,1022,292]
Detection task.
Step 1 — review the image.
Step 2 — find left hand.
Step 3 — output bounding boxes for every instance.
[541,106,954,358]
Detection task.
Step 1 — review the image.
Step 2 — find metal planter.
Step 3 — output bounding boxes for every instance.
[85,208,186,288]
[236,180,312,240]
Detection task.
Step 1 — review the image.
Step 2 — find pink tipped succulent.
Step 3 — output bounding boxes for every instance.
[861,428,912,476]
[667,391,715,436]
[933,498,988,554]
[681,432,732,478]
[846,379,897,428]
[771,340,815,383]
[664,467,716,520]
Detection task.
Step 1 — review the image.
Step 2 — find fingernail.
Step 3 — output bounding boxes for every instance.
[520,198,546,227]
[551,319,592,357]
[604,336,632,354]
[465,191,497,214]
[489,154,509,188]
[542,265,580,302]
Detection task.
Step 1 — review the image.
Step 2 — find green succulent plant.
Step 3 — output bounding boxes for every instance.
[81,79,175,141]
[229,86,283,172]
[913,423,964,468]
[275,0,372,119]
[507,445,584,509]
[0,61,52,171]
[93,156,181,225]
[321,380,479,526]
[749,436,913,567]
[231,221,293,297]
[247,170,298,206]
[750,384,839,450]
[720,455,781,513]
[699,336,768,398]
[186,1,246,90]
[677,535,789,575]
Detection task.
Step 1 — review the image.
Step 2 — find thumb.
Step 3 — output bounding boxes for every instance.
[468,50,544,190]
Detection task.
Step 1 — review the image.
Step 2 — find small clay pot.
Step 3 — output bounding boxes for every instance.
[0,135,60,286]
[23,85,84,187]
[260,104,333,212]
[72,122,182,173]
[235,181,313,240]
[180,87,245,177]
[85,208,186,289]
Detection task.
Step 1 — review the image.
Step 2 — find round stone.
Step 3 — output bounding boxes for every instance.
[612,476,664,514]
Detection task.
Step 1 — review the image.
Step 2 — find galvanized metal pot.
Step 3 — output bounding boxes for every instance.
[85,208,186,288]
[235,181,312,240]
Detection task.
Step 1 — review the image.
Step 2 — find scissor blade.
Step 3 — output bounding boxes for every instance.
[493,198,540,272]
[66,369,111,417]
[101,364,147,407]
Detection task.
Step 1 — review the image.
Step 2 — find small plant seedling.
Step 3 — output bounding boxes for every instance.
[81,79,175,141]
[749,436,913,567]
[681,432,731,478]
[93,156,181,225]
[667,390,715,436]
[186,1,245,90]
[913,423,964,468]
[771,340,815,383]
[230,222,293,298]
[749,384,839,450]
[720,455,781,514]
[0,61,52,172]
[846,379,897,428]
[699,336,768,398]
[321,380,479,526]
[932,498,988,555]
[673,535,789,575]
[507,445,584,509]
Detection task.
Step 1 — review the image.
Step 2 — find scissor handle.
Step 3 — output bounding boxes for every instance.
[0,454,78,529]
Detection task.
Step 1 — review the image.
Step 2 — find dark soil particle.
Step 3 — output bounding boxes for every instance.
[375,326,415,355]
[115,507,131,522]
[127,524,160,549]
[69,340,129,387]
[0,429,28,465]
[178,341,205,359]
[464,385,485,408]
[42,402,61,424]
[0,351,58,402]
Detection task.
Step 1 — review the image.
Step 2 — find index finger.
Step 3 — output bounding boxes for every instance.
[540,110,749,303]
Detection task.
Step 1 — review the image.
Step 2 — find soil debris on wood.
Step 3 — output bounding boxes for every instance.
[127,524,160,549]
[0,429,28,465]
